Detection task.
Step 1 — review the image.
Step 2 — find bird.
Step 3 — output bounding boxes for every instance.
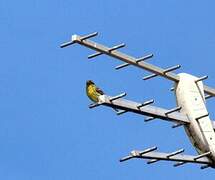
[86,80,119,112]
[86,80,104,103]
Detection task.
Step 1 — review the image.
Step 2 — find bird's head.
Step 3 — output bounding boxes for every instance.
[86,80,95,86]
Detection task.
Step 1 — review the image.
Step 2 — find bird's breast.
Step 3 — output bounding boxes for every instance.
[87,86,99,102]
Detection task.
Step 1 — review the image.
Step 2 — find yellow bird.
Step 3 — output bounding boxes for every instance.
[86,80,104,103]
[86,80,118,112]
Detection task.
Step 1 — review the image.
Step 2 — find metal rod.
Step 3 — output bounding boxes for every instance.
[165,106,182,115]
[147,159,159,164]
[170,87,175,91]
[136,54,154,63]
[88,103,101,109]
[139,146,158,155]
[194,152,211,160]
[142,65,180,80]
[166,149,184,158]
[60,41,75,48]
[108,43,126,52]
[201,165,211,169]
[116,110,128,115]
[205,94,213,99]
[163,65,181,74]
[144,117,156,122]
[119,156,133,162]
[115,54,153,70]
[80,32,98,41]
[88,43,125,59]
[172,123,184,128]
[115,63,130,70]
[196,113,209,121]
[137,99,154,109]
[173,162,186,167]
[88,52,103,59]
[60,32,98,48]
[109,93,127,102]
[142,74,158,80]
[195,75,208,83]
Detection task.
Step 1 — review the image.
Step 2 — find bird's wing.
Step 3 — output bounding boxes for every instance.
[96,87,104,95]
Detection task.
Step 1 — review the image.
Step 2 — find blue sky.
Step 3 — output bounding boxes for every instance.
[1,0,215,179]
